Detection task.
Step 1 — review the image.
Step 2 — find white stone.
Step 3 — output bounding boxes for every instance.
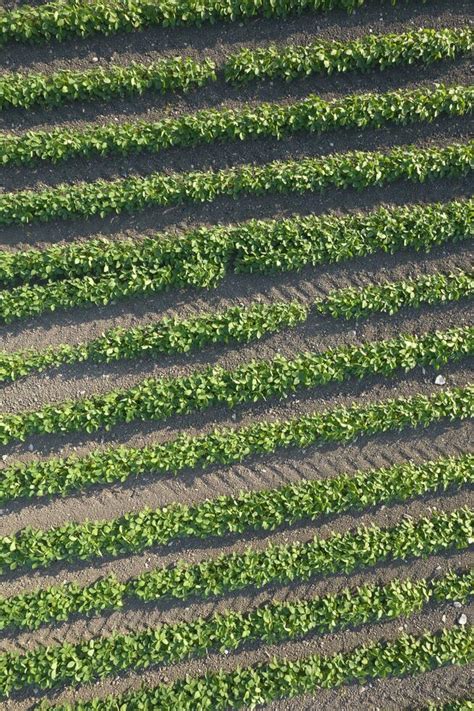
[458,613,467,626]
[434,375,446,386]
[453,601,462,608]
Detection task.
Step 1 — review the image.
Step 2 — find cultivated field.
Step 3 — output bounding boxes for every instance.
[0,0,472,709]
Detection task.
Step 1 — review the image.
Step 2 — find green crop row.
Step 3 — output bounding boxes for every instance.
[1,270,471,383]
[0,57,216,111]
[225,27,474,83]
[1,29,471,111]
[1,326,471,445]
[0,301,308,381]
[0,0,403,46]
[0,502,472,634]
[42,626,474,711]
[316,269,474,320]
[0,30,353,110]
[0,199,471,325]
[0,141,472,226]
[428,702,474,711]
[0,196,469,287]
[2,385,472,502]
[0,569,471,696]
[2,83,472,166]
[2,450,472,575]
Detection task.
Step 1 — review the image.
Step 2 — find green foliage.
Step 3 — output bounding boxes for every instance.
[0,28,466,111]
[316,270,474,319]
[0,503,472,636]
[2,83,472,165]
[0,300,309,382]
[1,452,471,575]
[232,197,473,275]
[0,326,471,444]
[40,625,474,710]
[0,0,376,46]
[0,569,470,695]
[427,702,474,711]
[0,199,470,325]
[0,141,471,226]
[2,385,471,501]
[0,57,216,110]
[1,270,471,383]
[225,28,474,83]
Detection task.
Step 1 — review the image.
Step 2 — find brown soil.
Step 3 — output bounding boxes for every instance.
[0,0,473,709]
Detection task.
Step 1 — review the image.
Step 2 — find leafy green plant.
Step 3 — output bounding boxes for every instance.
[0,196,469,291]
[1,452,471,574]
[0,300,309,381]
[315,270,474,320]
[2,385,472,501]
[0,326,471,445]
[0,569,470,695]
[1,270,471,383]
[0,141,471,226]
[2,83,472,165]
[40,625,474,710]
[427,702,474,711]
[1,504,472,635]
[225,28,474,83]
[0,57,216,110]
[3,28,467,111]
[0,0,380,46]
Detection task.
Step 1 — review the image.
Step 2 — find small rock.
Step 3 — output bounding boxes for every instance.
[231,413,237,420]
[458,613,467,626]
[349,330,357,337]
[28,443,34,452]
[441,614,447,623]
[434,374,446,386]
[92,56,99,62]
[453,601,462,608]
[1,454,7,461]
